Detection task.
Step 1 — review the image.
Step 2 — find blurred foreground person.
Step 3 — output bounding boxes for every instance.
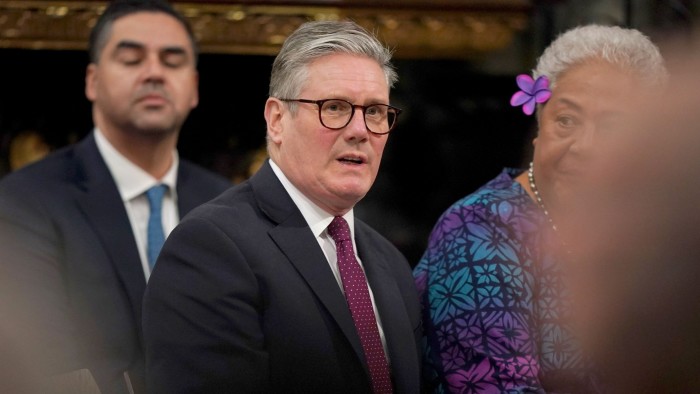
[0,1,230,393]
[564,51,700,394]
[143,20,421,393]
[414,25,667,393]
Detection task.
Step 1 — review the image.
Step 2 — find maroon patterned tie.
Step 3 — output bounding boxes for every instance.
[327,216,393,394]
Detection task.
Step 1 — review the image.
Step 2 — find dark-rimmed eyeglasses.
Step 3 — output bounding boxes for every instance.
[279,98,402,135]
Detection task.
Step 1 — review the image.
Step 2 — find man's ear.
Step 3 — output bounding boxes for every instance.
[264,97,285,144]
[190,70,199,109]
[85,63,98,102]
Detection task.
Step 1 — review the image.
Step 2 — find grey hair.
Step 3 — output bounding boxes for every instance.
[269,20,397,106]
[534,25,668,89]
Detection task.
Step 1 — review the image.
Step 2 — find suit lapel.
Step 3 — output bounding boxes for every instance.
[175,163,201,216]
[356,224,420,392]
[268,220,368,362]
[72,135,146,337]
[252,162,367,368]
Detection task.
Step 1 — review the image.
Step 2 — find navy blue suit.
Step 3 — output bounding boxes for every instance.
[0,134,230,394]
[143,161,422,393]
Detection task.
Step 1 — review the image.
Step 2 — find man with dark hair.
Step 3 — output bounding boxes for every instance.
[87,0,199,65]
[0,1,230,393]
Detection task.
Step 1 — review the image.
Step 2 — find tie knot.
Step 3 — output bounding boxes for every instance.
[327,216,351,243]
[145,184,168,208]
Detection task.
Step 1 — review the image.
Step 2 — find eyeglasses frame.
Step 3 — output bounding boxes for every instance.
[278,98,402,135]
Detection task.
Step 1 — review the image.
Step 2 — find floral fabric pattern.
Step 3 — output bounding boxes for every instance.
[414,169,591,394]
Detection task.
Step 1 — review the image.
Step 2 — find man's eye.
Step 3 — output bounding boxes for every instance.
[118,54,142,65]
[323,101,350,113]
[366,106,388,118]
[161,52,187,68]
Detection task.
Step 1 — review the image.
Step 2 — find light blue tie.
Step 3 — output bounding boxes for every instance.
[145,184,168,269]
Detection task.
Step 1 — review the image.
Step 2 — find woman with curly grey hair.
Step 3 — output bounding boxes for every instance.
[414,24,666,393]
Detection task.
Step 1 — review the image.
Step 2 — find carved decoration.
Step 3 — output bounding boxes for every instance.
[0,0,530,58]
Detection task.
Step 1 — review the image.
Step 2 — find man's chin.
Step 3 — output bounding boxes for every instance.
[326,184,370,210]
[337,178,373,195]
[130,119,180,136]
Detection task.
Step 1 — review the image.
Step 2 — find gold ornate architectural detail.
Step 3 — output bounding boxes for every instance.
[0,1,530,58]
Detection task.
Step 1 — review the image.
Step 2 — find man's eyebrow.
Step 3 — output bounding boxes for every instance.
[160,46,187,55]
[114,40,145,52]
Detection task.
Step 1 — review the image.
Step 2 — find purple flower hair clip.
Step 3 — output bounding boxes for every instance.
[510,74,551,116]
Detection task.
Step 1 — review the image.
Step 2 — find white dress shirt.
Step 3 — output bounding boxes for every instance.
[269,160,389,357]
[94,129,179,281]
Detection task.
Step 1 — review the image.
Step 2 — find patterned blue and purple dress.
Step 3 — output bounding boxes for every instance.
[414,169,591,394]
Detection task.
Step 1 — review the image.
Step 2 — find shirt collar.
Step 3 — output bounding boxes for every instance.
[268,159,355,240]
[94,128,179,202]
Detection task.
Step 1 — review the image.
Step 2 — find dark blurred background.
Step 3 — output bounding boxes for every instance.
[0,0,696,264]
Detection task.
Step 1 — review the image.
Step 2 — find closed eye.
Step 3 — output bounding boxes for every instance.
[160,48,188,68]
[115,47,144,66]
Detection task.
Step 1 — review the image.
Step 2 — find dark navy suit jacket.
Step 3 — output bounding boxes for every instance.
[0,133,231,393]
[143,160,422,393]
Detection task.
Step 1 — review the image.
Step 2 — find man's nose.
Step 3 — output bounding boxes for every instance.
[143,54,165,81]
[343,107,369,141]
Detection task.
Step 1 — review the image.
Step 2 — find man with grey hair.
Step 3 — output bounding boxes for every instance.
[143,20,421,393]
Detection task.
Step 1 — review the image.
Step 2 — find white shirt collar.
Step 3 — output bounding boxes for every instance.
[268,159,355,240]
[94,128,178,201]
